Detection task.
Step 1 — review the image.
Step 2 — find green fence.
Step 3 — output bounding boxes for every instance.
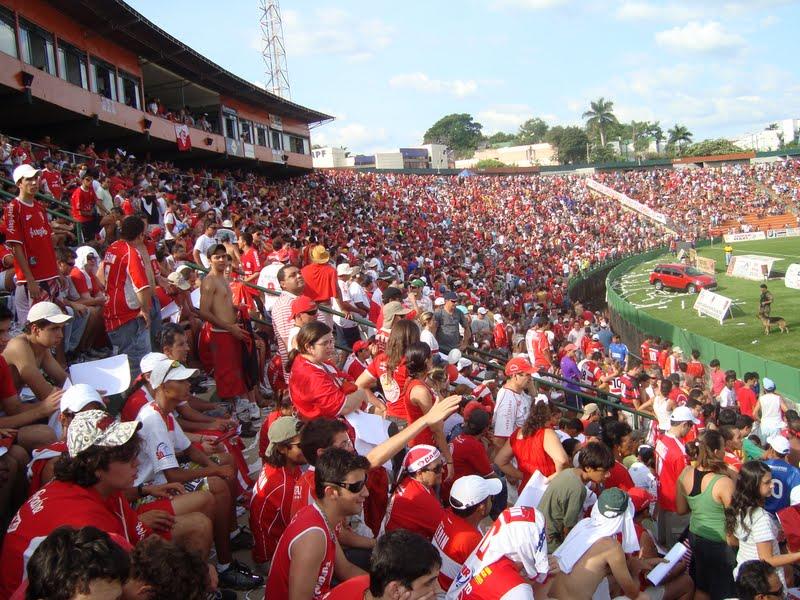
[604,252,800,403]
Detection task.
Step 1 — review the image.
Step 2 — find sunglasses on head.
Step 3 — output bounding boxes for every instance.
[326,479,367,494]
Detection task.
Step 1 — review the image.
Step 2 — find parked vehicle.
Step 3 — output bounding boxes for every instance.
[649,263,717,293]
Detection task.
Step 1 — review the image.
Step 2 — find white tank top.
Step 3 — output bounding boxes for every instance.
[760,392,784,425]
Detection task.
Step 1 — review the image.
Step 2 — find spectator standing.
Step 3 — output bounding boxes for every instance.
[492,357,535,450]
[192,219,218,269]
[434,291,471,353]
[755,378,789,441]
[70,170,105,242]
[300,245,339,328]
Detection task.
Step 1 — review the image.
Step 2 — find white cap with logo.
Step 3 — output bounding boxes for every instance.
[149,358,197,389]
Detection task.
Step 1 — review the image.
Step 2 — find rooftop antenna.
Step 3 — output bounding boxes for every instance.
[259,0,291,99]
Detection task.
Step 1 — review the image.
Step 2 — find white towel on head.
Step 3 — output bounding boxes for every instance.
[553,498,639,574]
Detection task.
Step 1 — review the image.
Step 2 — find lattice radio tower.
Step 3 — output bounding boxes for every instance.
[259,0,291,99]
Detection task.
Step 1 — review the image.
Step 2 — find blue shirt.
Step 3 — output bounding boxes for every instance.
[608,342,628,364]
[765,458,800,513]
[597,329,613,350]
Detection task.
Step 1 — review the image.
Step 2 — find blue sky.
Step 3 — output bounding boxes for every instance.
[127,0,800,154]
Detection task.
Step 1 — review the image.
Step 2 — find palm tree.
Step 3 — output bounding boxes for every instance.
[582,97,618,147]
[647,121,665,153]
[668,124,693,151]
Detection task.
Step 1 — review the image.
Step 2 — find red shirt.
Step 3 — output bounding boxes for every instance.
[668,387,688,407]
[290,467,316,517]
[493,323,508,349]
[3,198,58,284]
[457,556,530,599]
[0,480,147,597]
[366,354,408,419]
[737,386,757,418]
[103,240,150,331]
[70,186,97,223]
[120,386,150,422]
[686,361,705,380]
[432,509,482,590]
[442,434,494,502]
[509,428,556,491]
[322,575,369,599]
[240,247,262,279]
[266,503,336,600]
[605,460,635,492]
[384,477,444,540]
[655,434,688,512]
[26,441,66,495]
[250,463,300,564]
[342,354,367,381]
[402,379,435,448]
[300,263,338,303]
[289,356,346,421]
[39,169,63,200]
[0,356,18,401]
[69,266,100,297]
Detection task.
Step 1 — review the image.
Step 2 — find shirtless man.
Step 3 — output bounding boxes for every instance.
[551,488,649,600]
[198,244,257,432]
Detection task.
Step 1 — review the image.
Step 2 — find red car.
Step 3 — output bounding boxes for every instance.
[649,263,716,293]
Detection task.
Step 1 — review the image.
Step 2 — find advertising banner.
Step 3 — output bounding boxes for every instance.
[243,143,255,159]
[586,179,672,227]
[767,227,800,239]
[786,264,800,290]
[723,231,767,243]
[225,137,242,157]
[693,288,732,325]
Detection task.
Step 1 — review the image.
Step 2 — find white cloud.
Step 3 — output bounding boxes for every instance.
[312,120,388,154]
[761,14,779,27]
[655,21,746,53]
[281,8,392,62]
[389,73,478,97]
[491,0,569,9]
[615,2,701,21]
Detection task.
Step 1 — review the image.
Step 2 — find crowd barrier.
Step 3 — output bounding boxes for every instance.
[598,250,800,403]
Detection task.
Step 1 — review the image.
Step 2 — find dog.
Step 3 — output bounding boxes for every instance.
[759,314,789,335]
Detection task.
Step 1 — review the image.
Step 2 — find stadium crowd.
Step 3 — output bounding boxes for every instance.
[0,134,798,599]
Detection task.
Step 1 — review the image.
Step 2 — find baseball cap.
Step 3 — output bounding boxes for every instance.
[13,164,41,184]
[768,434,790,455]
[410,278,425,288]
[671,405,700,424]
[67,409,140,458]
[60,383,104,413]
[150,358,198,389]
[266,416,301,456]
[592,333,600,340]
[494,314,504,323]
[402,444,441,474]
[627,487,651,513]
[176,264,193,276]
[27,301,72,325]
[444,291,458,302]
[382,301,411,325]
[140,352,167,374]
[457,358,473,371]
[581,403,599,419]
[763,377,776,391]
[449,475,502,509]
[596,488,629,518]
[672,346,683,355]
[166,271,191,291]
[505,357,535,376]
[434,297,445,307]
[352,340,369,353]
[477,307,487,315]
[447,348,462,365]
[221,219,234,228]
[290,296,317,319]
[205,242,227,259]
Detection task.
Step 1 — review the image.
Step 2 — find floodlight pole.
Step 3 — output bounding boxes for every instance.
[259,0,291,100]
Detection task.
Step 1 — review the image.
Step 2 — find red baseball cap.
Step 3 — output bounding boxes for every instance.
[628,487,651,513]
[290,296,317,319]
[505,357,535,377]
[352,340,369,353]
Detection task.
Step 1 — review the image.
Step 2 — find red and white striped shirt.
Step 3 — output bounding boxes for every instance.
[103,240,150,331]
[271,291,296,382]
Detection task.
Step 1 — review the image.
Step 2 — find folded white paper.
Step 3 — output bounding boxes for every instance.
[646,542,688,586]
[514,470,548,509]
[69,354,131,396]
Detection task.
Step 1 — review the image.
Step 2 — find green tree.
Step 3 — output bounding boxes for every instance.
[475,158,509,169]
[646,121,665,153]
[667,124,693,151]
[517,117,549,144]
[486,132,517,145]
[630,121,650,155]
[582,97,618,147]
[423,113,483,159]
[683,139,744,156]
[589,145,618,164]
[546,126,589,164]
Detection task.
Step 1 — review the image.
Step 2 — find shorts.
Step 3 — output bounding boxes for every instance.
[687,531,737,598]
[136,497,175,540]
[209,329,248,398]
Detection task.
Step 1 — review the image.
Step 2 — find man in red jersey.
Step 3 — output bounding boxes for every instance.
[102,216,152,378]
[736,372,759,418]
[70,170,106,242]
[433,475,501,590]
[266,447,368,599]
[654,405,696,546]
[38,156,63,201]
[5,165,61,326]
[323,529,441,600]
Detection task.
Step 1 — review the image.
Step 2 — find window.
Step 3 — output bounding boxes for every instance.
[56,41,88,89]
[117,70,140,109]
[270,129,282,150]
[223,113,238,139]
[240,120,253,144]
[256,126,267,147]
[0,7,16,58]
[91,58,117,101]
[19,19,55,75]
[289,135,306,154]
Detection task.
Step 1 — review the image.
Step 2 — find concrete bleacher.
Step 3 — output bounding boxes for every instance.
[711,212,798,236]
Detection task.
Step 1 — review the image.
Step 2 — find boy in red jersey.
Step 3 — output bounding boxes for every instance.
[266,447,368,599]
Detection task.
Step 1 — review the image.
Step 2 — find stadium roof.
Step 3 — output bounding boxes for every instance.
[51,0,333,125]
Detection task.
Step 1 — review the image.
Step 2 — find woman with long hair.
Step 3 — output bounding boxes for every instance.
[400,342,454,474]
[675,429,736,600]
[726,460,800,588]
[418,311,444,361]
[493,400,569,491]
[356,319,420,425]
[288,321,366,421]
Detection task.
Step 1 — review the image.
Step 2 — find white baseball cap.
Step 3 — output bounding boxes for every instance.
[449,475,502,509]
[457,358,473,371]
[60,383,104,413]
[140,352,167,375]
[13,164,41,184]
[434,297,445,307]
[447,348,462,365]
[477,307,487,315]
[336,263,353,276]
[27,302,72,325]
[768,435,790,455]
[671,406,700,424]
[150,358,197,388]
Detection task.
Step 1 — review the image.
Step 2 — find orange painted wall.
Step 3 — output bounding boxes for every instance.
[220,94,310,137]
[4,0,142,77]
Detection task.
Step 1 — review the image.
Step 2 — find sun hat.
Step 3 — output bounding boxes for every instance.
[382,301,411,326]
[310,245,331,264]
[67,409,139,458]
[140,352,167,375]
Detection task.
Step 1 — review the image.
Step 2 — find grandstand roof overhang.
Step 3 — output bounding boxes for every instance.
[50,0,333,126]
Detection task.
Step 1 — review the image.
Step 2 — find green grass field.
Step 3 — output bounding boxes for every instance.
[613,237,800,368]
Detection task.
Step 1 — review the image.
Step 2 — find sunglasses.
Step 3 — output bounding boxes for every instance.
[326,478,367,494]
[304,309,318,316]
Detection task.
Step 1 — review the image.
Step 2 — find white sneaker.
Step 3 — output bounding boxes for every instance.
[235,398,251,423]
[249,402,260,421]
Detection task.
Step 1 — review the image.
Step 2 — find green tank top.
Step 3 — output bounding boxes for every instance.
[683,470,727,542]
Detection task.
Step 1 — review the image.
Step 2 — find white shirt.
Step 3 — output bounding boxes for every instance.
[163,210,180,240]
[333,279,357,328]
[134,403,192,486]
[717,386,736,408]
[193,234,217,269]
[733,507,784,586]
[256,262,283,311]
[493,387,531,438]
